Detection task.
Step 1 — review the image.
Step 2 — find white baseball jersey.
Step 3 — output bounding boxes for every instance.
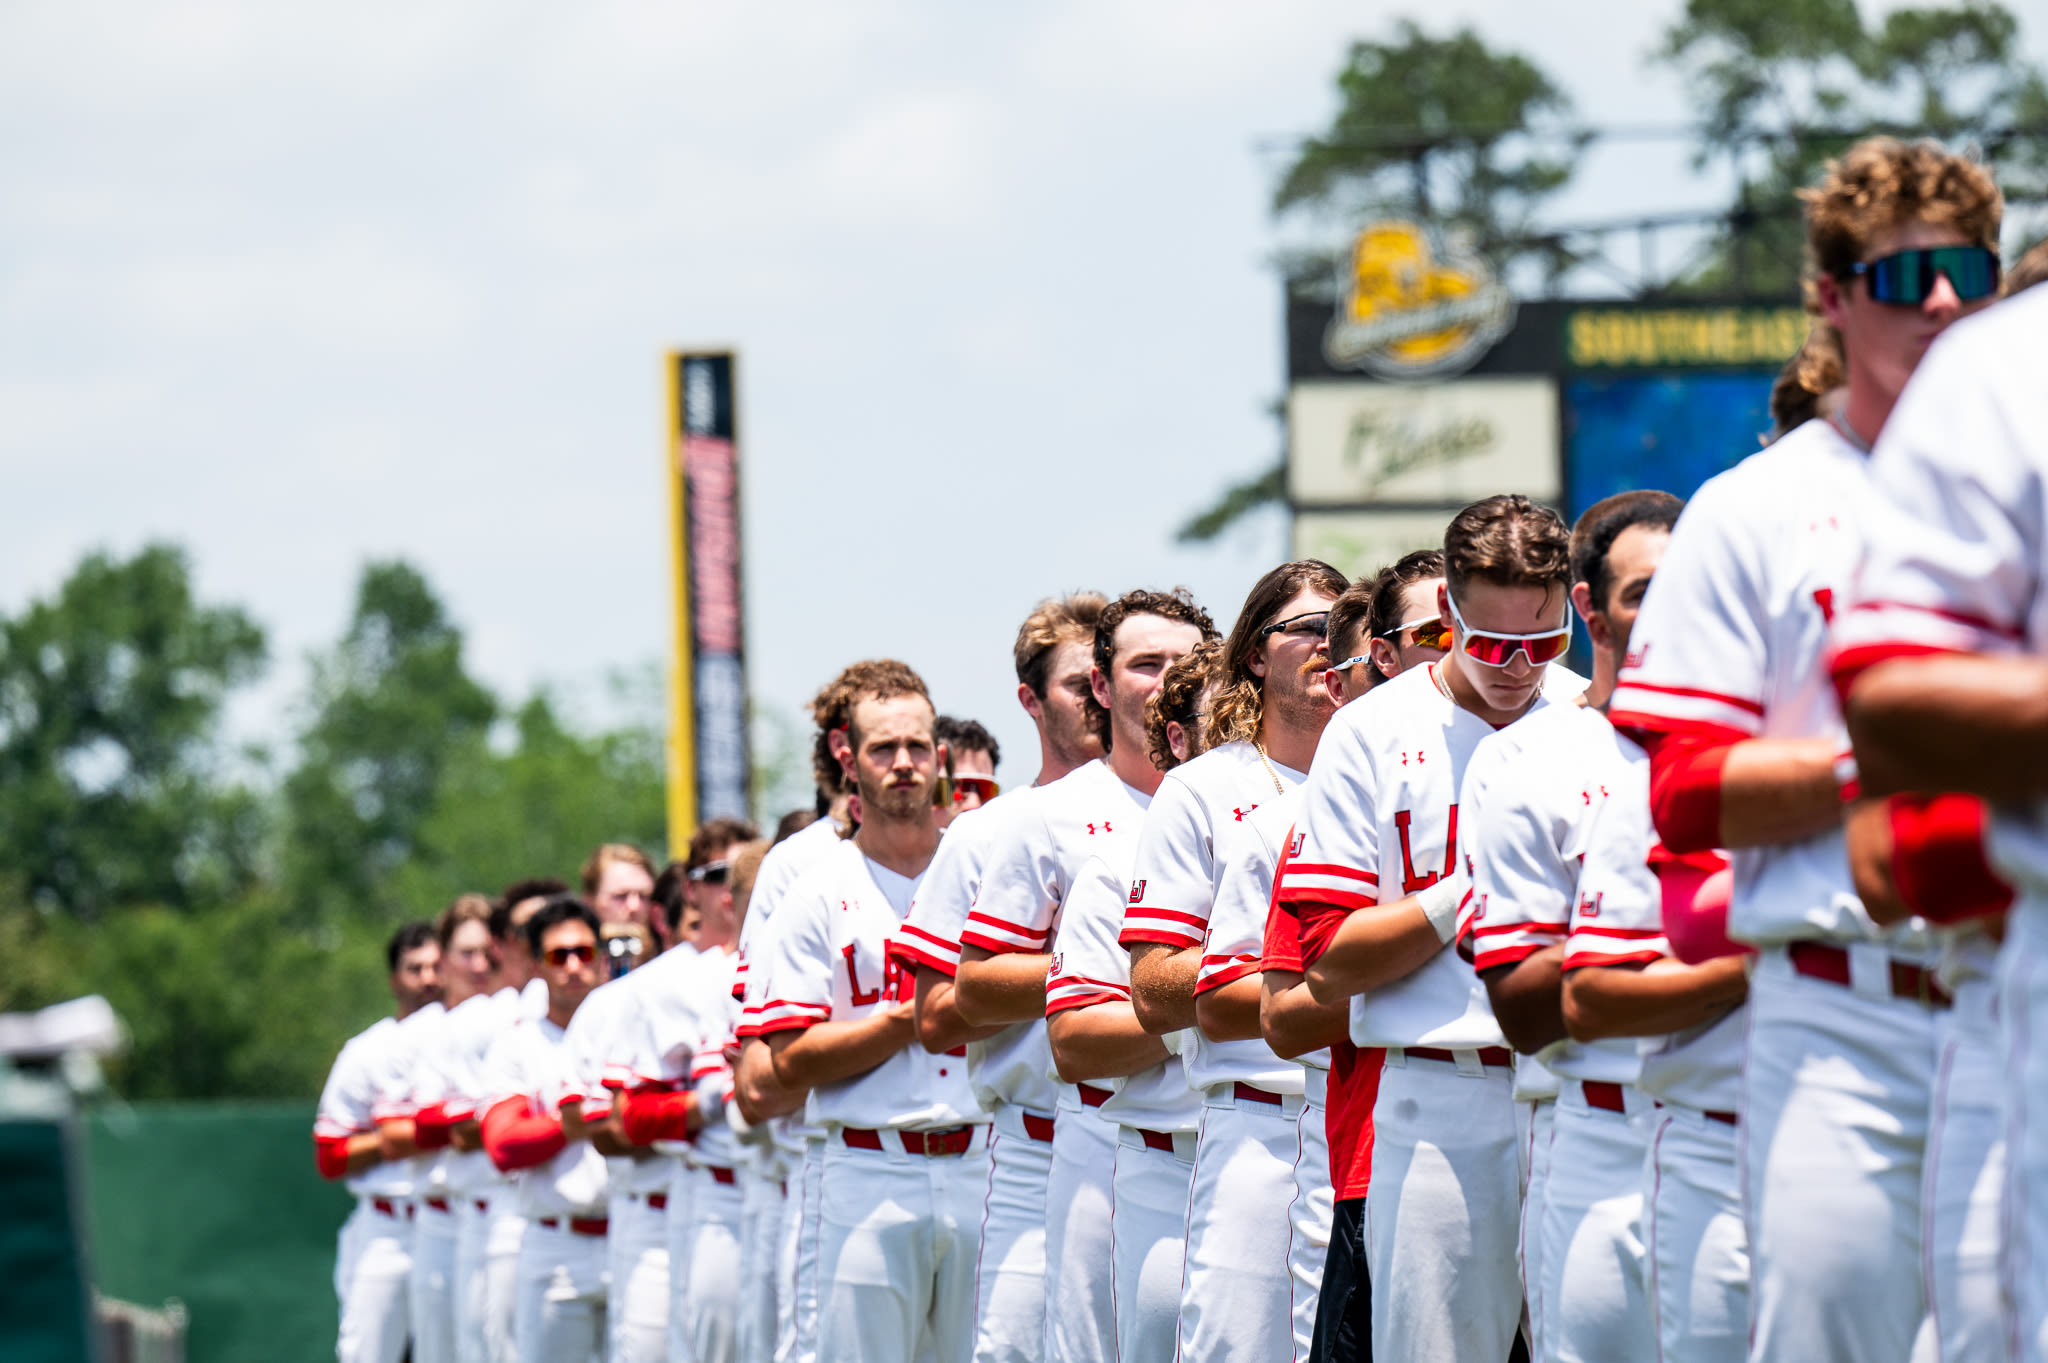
[316,1017,410,1197]
[413,989,518,1199]
[733,813,846,1000]
[751,838,986,1131]
[1278,660,1586,1049]
[890,796,1063,1117]
[959,758,1151,956]
[1197,790,1329,1071]
[1463,702,1642,1083]
[558,969,678,1197]
[479,1014,609,1219]
[627,945,745,1168]
[1833,285,2048,896]
[1047,848,1203,1133]
[1575,737,1747,1113]
[1120,739,1302,951]
[1610,416,1938,959]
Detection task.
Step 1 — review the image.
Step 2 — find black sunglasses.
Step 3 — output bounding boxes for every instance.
[1846,246,1999,306]
[1259,611,1331,640]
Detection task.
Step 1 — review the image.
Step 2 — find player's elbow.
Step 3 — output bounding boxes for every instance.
[1560,972,1624,1043]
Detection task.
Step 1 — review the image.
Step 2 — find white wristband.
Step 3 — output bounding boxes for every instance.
[1417,877,1461,945]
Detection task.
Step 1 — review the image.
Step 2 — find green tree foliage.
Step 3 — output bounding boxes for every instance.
[1273,21,1584,284]
[0,545,267,919]
[281,562,497,925]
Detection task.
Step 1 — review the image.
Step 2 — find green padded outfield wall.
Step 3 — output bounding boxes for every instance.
[87,1102,351,1363]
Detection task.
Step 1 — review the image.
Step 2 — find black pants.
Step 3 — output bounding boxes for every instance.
[1308,1197,1528,1363]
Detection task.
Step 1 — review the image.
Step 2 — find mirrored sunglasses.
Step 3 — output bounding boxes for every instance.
[1445,595,1572,668]
[1847,246,1999,306]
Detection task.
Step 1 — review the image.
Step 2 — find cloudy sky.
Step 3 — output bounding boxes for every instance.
[3,1,2036,807]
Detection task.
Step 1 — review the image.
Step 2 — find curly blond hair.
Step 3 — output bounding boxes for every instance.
[1801,138,2001,309]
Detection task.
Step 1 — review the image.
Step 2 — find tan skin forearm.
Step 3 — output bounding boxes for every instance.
[1847,654,2048,802]
[1259,969,1348,1061]
[1127,943,1200,1035]
[559,1099,636,1157]
[1303,898,1444,1002]
[1478,945,1568,1056]
[1561,957,1749,1043]
[1714,738,1842,849]
[767,1003,916,1090]
[449,1117,482,1153]
[955,948,1051,1025]
[1844,795,1911,924]
[376,1119,418,1162]
[912,967,1009,1054]
[1193,976,1263,1043]
[1047,1003,1171,1083]
[344,1132,387,1175]
[736,1037,808,1123]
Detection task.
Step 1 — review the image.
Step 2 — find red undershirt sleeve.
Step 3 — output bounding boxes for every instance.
[1890,792,2014,924]
[481,1096,567,1173]
[620,1088,695,1146]
[314,1133,353,1181]
[1634,726,1741,856]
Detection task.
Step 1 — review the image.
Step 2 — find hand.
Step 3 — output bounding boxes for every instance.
[450,1118,482,1152]
[1845,796,1910,925]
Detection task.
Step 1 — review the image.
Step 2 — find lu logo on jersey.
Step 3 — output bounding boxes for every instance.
[1128,879,1146,904]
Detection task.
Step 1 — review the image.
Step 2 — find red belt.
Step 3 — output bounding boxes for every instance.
[1788,941,1951,1008]
[1582,1081,1627,1114]
[1232,1082,1283,1106]
[537,1217,609,1236]
[423,1196,450,1212]
[1655,1100,1738,1127]
[1077,1084,1111,1108]
[370,1198,408,1219]
[645,1193,668,1210]
[474,1199,491,1214]
[1021,1113,1056,1143]
[1405,1046,1514,1068]
[842,1126,976,1157]
[707,1166,737,1185]
[1136,1128,1177,1154]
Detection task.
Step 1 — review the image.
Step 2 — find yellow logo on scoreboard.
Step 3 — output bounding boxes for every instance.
[1323,221,1515,381]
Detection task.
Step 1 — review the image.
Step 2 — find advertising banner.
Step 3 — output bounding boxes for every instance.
[1292,508,1461,584]
[1288,376,1559,508]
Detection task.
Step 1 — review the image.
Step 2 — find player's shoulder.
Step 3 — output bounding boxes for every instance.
[1245,785,1303,837]
[1682,419,1858,536]
[1327,663,1442,751]
[1168,740,1259,797]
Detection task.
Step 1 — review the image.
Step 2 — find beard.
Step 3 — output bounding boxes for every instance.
[1263,665,1335,736]
[1045,701,1105,767]
[857,773,931,824]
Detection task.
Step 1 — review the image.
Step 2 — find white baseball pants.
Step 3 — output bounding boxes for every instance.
[337,1199,414,1363]
[1042,1106,1117,1363]
[1924,977,2005,1363]
[1740,947,1937,1362]
[480,1206,525,1363]
[1289,1088,1335,1362]
[410,1199,459,1363]
[1108,1127,1196,1363]
[775,1138,824,1363]
[813,1132,992,1363]
[1537,1083,1652,1363]
[2001,903,2048,1363]
[1177,1087,1310,1361]
[675,1165,746,1363]
[607,1190,669,1363]
[1519,1098,1556,1363]
[1642,1103,1747,1363]
[1365,1053,1523,1363]
[737,1164,786,1363]
[514,1220,609,1363]
[453,1199,492,1363]
[971,1105,1053,1363]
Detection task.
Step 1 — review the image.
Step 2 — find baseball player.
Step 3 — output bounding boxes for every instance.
[317,922,442,1363]
[1283,494,1587,1363]
[1133,560,1348,1362]
[1610,138,2003,1360]
[956,591,1214,1363]
[407,896,501,1363]
[754,664,993,1362]
[1829,286,2046,1359]
[480,895,612,1363]
[892,594,1109,1363]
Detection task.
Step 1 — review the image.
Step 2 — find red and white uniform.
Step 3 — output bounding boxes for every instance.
[480,1012,611,1363]
[1192,789,1335,1362]
[318,1017,414,1363]
[960,758,1150,1363]
[1045,845,1195,1363]
[1575,741,1751,1363]
[1464,703,1653,1363]
[1830,288,2048,1363]
[1280,659,1584,1363]
[890,795,1064,1363]
[1611,416,1943,1363]
[752,838,990,1363]
[385,1003,461,1363]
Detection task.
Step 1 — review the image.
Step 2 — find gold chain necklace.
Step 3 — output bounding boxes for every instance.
[1252,741,1287,795]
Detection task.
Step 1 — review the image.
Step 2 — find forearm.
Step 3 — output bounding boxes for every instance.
[1478,946,1567,1055]
[1047,1005,1170,1082]
[736,1038,808,1122]
[1193,977,1263,1043]
[1848,654,2048,801]
[376,1119,419,1161]
[1304,899,1443,1001]
[557,1100,594,1144]
[768,1010,913,1090]
[1128,944,1200,1035]
[345,1132,386,1175]
[449,1117,482,1152]
[913,969,1009,1053]
[954,951,1051,1025]
[1259,972,1348,1060]
[1561,957,1749,1042]
[1717,738,1842,848]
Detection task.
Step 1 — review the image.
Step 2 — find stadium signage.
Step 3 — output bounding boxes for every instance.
[1566,306,1809,369]
[1323,221,1516,380]
[1288,377,1559,507]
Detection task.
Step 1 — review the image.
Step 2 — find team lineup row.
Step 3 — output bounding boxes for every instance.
[316,133,2048,1363]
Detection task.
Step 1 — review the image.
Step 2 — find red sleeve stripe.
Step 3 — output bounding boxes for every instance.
[1124,906,1209,929]
[897,923,960,952]
[1847,598,2026,641]
[1192,957,1260,994]
[962,912,1051,942]
[750,1014,822,1036]
[958,930,1042,956]
[1117,927,1203,950]
[1272,884,1377,911]
[1567,925,1665,941]
[1472,942,1547,972]
[1563,948,1668,970]
[1469,919,1569,940]
[1612,680,1765,716]
[1284,862,1380,885]
[1045,983,1131,1015]
[886,939,958,976]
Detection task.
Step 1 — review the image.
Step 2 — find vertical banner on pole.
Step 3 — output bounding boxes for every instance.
[666,350,751,855]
